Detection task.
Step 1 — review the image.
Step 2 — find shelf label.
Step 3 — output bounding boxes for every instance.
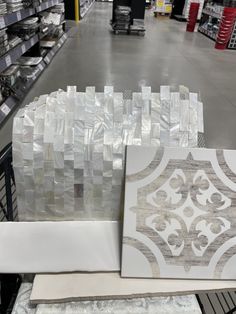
[21,44,26,54]
[16,11,22,21]
[45,56,49,63]
[38,63,44,71]
[45,2,49,8]
[5,55,12,67]
[0,17,5,29]
[1,103,10,116]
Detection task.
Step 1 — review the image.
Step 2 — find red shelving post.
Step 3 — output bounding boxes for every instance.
[186,2,200,32]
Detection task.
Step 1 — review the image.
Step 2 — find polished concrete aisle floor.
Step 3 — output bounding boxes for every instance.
[1,2,236,149]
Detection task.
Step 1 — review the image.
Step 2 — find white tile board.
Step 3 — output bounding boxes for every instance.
[0,221,120,273]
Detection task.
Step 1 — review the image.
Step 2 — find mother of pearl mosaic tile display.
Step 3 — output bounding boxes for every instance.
[122,146,236,280]
[12,86,204,221]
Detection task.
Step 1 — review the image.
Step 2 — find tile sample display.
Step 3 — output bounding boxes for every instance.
[30,273,236,304]
[12,86,204,221]
[0,221,120,273]
[122,146,236,280]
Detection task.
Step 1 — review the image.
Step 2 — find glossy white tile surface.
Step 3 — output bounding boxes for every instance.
[0,221,120,273]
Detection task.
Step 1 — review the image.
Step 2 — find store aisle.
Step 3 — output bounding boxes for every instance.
[1,2,236,150]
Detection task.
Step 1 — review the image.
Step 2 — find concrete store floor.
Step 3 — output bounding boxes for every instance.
[1,2,236,150]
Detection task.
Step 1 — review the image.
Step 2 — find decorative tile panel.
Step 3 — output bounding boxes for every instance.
[122,146,236,279]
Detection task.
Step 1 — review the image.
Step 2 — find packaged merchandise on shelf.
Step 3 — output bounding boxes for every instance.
[155,0,172,14]
[8,35,22,48]
[0,64,20,96]
[204,3,224,15]
[23,0,42,8]
[8,16,39,40]
[200,15,220,39]
[5,0,24,13]
[39,3,65,41]
[0,28,9,57]
[0,28,8,41]
[0,43,10,57]
[40,23,64,48]
[19,64,40,81]
[40,10,63,26]
[114,5,131,29]
[40,39,56,47]
[14,56,42,65]
[50,3,65,14]
[1,64,20,85]
[0,1,7,15]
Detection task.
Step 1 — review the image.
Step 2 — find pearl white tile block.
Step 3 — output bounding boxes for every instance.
[122,146,236,280]
[12,86,204,221]
[0,221,120,273]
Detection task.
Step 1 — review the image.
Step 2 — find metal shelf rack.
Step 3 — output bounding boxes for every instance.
[0,0,68,129]
[198,5,236,49]
[0,34,39,73]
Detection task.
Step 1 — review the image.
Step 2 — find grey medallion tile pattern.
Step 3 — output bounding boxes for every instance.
[122,146,236,280]
[12,86,203,221]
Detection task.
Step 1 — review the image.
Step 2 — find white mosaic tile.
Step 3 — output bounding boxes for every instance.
[13,86,204,221]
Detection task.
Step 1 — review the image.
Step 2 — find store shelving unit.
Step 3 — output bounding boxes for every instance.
[0,0,68,128]
[201,7,222,19]
[198,25,217,40]
[80,0,95,19]
[44,32,67,64]
[198,6,222,40]
[198,4,236,49]
[0,35,38,73]
[0,33,68,127]
[0,0,63,29]
[171,0,204,21]
[36,0,63,12]
[0,8,35,29]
